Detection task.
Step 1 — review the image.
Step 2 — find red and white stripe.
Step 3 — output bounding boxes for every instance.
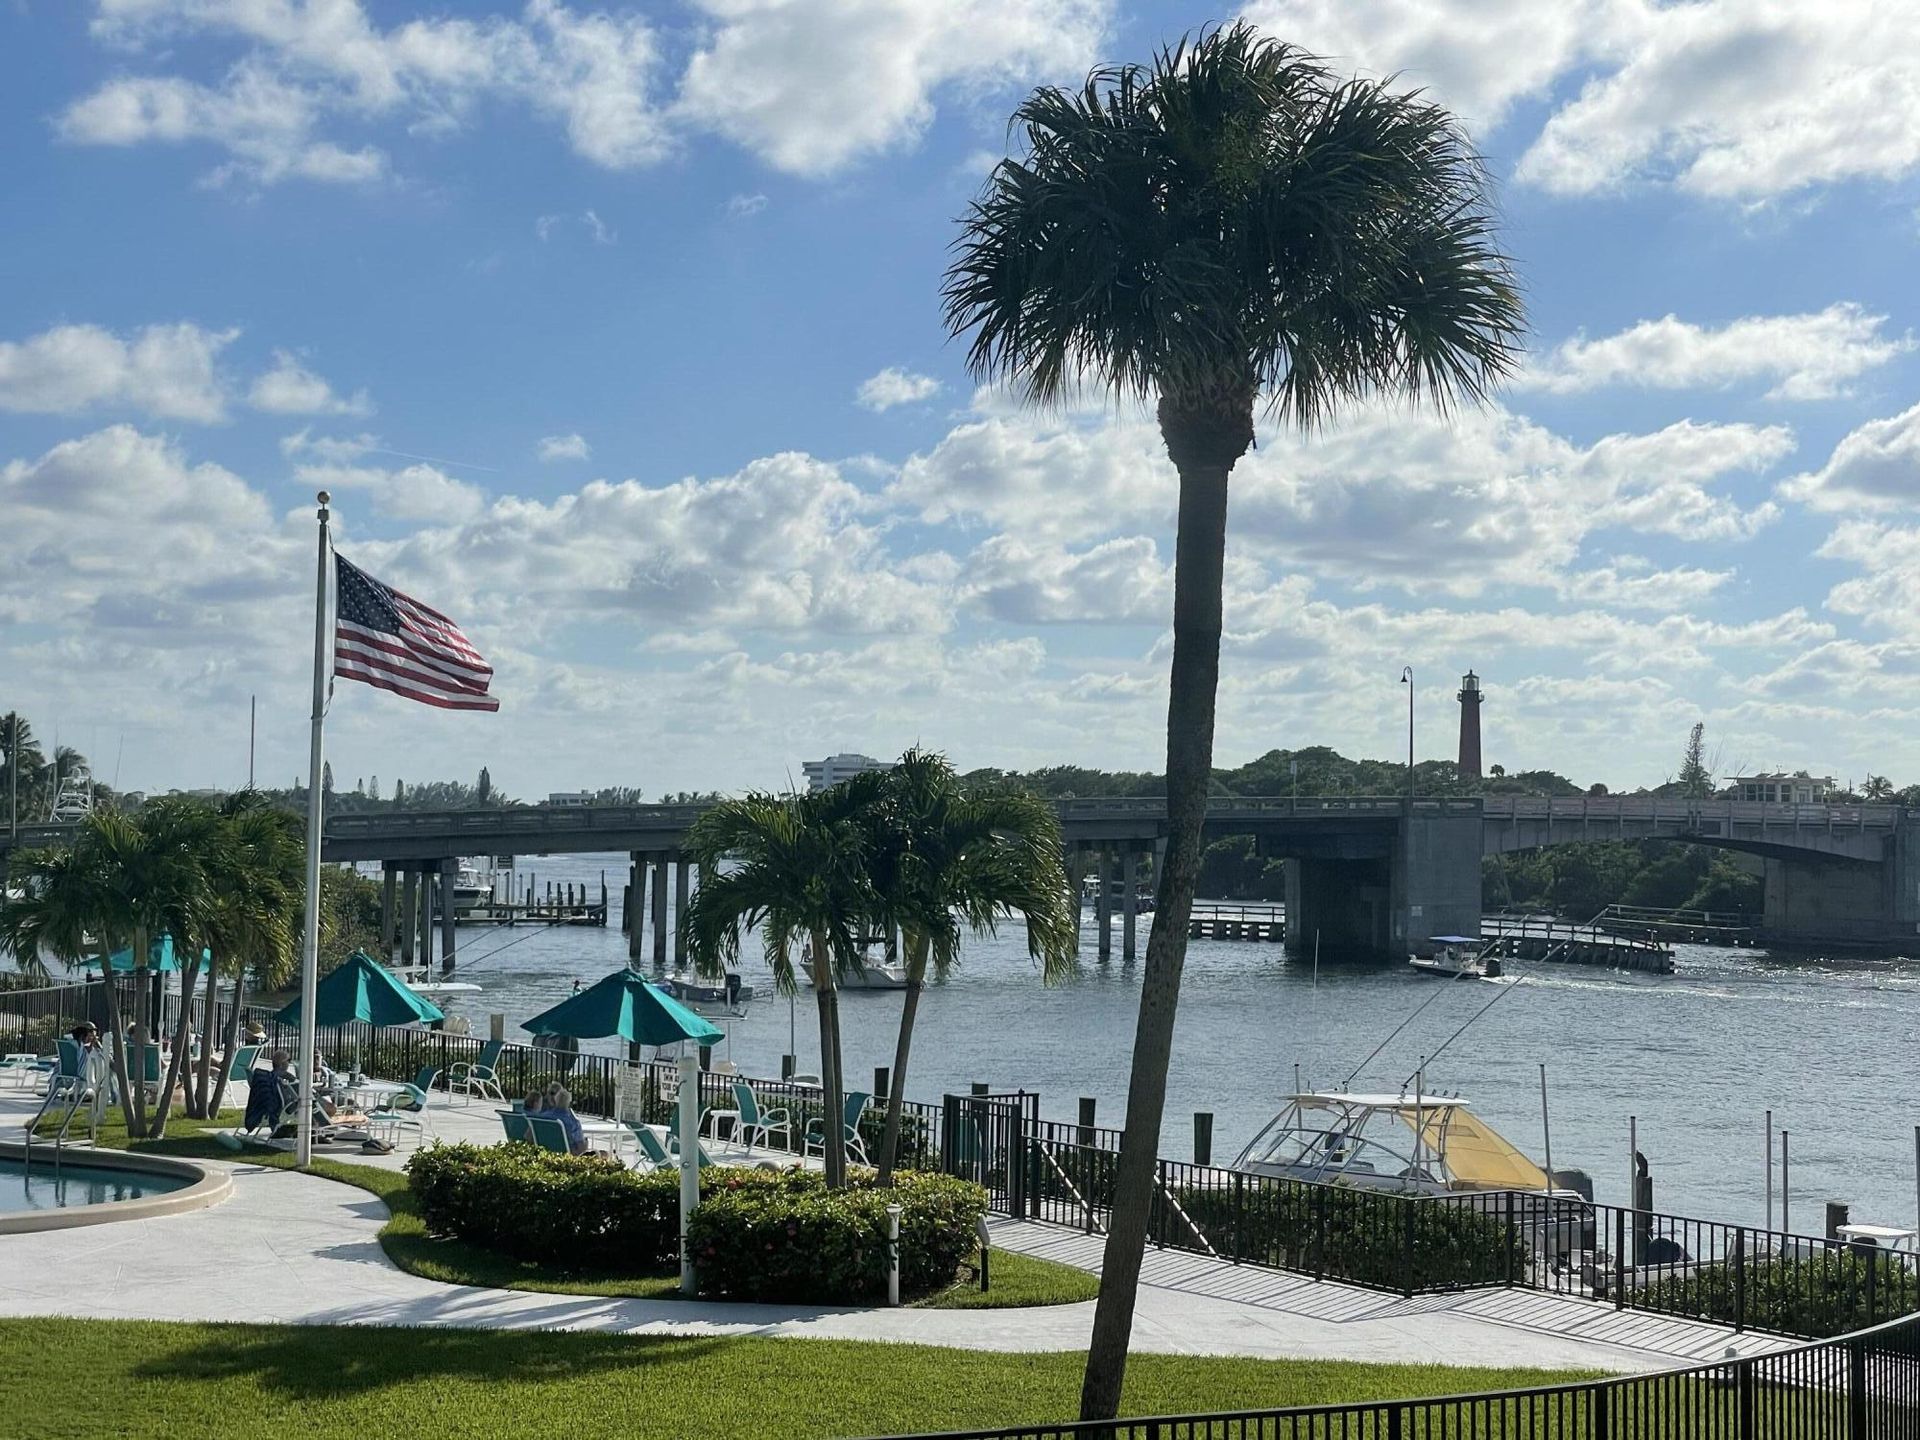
[332,571,499,713]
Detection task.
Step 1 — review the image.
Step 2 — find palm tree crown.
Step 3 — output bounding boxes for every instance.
[944,21,1522,427]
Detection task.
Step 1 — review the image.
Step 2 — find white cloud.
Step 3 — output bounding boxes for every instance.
[1555,560,1733,611]
[724,192,768,219]
[1780,403,1920,513]
[1524,305,1912,401]
[0,321,235,422]
[280,429,378,462]
[64,0,666,186]
[248,351,373,416]
[958,535,1171,623]
[538,433,591,463]
[676,0,1109,176]
[535,210,616,244]
[1516,2,1920,199]
[856,367,943,412]
[895,399,1787,594]
[296,461,486,524]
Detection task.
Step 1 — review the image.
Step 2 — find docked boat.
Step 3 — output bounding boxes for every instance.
[659,970,752,1015]
[1231,1091,1549,1196]
[451,861,497,918]
[396,966,483,997]
[803,954,910,990]
[1409,935,1501,980]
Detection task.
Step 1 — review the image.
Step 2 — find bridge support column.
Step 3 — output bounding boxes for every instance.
[439,857,457,976]
[627,854,643,963]
[674,858,690,966]
[1067,847,1085,955]
[1095,851,1113,960]
[1763,855,1887,947]
[380,864,397,960]
[400,866,418,966]
[1121,851,1138,960]
[651,858,669,968]
[1393,813,1482,956]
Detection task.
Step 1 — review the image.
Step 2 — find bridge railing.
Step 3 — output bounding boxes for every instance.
[1483,796,1902,827]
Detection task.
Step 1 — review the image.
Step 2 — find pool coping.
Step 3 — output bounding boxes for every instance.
[0,1140,232,1234]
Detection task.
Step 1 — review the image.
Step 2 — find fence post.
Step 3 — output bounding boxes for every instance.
[1193,1111,1212,1167]
[1314,1185,1327,1281]
[1736,1358,1755,1440]
[1505,1190,1516,1289]
[1591,1382,1609,1440]
[1401,1198,1417,1299]
[1232,1171,1243,1265]
[939,1094,957,1175]
[1007,1102,1026,1217]
[1386,1402,1403,1440]
[1733,1227,1746,1333]
[1614,1208,1626,1311]
[1077,1095,1096,1148]
[1153,1159,1166,1249]
[1848,1338,1868,1440]
[1865,1241,1877,1328]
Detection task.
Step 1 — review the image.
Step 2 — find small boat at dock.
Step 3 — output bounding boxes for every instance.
[804,954,910,990]
[396,966,482,997]
[1408,935,1501,980]
[659,971,753,1015]
[1232,1091,1552,1197]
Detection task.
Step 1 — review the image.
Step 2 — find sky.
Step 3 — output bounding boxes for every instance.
[1,0,1918,803]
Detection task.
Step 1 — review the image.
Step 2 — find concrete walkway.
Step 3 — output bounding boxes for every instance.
[0,1089,1792,1373]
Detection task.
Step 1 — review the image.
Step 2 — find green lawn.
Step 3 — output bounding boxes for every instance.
[8,1317,1597,1440]
[69,1109,1100,1307]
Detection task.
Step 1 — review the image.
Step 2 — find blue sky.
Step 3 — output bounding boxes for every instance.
[2,0,1918,801]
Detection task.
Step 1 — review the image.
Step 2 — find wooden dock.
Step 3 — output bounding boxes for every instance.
[1592,903,1755,947]
[1481,915,1674,973]
[1188,902,1286,943]
[463,875,608,927]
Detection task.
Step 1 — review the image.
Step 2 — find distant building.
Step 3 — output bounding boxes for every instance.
[1732,773,1834,804]
[803,753,893,793]
[545,790,593,808]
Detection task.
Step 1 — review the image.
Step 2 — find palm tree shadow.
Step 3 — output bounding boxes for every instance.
[132,1325,732,1400]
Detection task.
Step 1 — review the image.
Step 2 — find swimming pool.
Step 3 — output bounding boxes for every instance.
[0,1145,230,1233]
[0,1156,190,1213]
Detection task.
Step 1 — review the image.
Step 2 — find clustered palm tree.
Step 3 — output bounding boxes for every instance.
[681,750,1076,1189]
[945,23,1522,1420]
[0,794,302,1137]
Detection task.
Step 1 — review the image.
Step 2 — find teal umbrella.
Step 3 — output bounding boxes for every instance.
[92,934,205,973]
[274,950,444,1027]
[523,969,723,1047]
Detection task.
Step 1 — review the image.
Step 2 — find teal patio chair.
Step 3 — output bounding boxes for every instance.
[366,1064,439,1147]
[448,1041,506,1106]
[731,1080,792,1155]
[804,1090,871,1167]
[633,1124,711,1172]
[499,1110,533,1144]
[526,1114,572,1155]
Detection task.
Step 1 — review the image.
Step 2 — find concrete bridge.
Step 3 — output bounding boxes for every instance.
[4,793,1913,961]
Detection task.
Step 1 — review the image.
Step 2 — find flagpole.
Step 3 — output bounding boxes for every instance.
[296,490,332,1169]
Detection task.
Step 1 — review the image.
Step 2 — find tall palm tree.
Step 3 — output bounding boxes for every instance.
[868,751,1078,1184]
[944,25,1522,1420]
[682,782,887,1187]
[1,712,42,837]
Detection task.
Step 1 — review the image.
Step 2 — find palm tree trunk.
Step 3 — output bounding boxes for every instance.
[876,933,930,1185]
[1079,399,1246,1424]
[151,950,203,1136]
[810,930,847,1188]
[92,949,135,1131]
[128,932,149,1138]
[191,959,218,1118]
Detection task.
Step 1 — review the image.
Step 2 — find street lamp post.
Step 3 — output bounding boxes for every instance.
[1399,667,1414,804]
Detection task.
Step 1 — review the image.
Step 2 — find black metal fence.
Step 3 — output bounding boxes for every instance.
[869,1306,1920,1440]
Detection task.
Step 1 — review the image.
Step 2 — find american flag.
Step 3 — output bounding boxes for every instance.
[332,554,499,712]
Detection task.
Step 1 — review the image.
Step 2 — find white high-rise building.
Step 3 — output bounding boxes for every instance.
[803,753,893,793]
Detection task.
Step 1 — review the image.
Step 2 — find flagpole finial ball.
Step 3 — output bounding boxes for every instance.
[316,490,331,505]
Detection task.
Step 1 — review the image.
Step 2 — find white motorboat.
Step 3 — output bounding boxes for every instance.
[1409,935,1502,980]
[1231,1091,1550,1196]
[659,970,753,1014]
[451,861,497,918]
[803,954,910,990]
[396,966,482,997]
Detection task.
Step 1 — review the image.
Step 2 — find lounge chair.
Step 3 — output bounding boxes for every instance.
[365,1064,438,1147]
[633,1124,709,1171]
[448,1041,507,1105]
[498,1110,533,1144]
[730,1080,792,1154]
[526,1114,573,1155]
[805,1090,872,1167]
[1,1052,55,1091]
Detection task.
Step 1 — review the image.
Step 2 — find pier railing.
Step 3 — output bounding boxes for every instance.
[866,1305,1920,1440]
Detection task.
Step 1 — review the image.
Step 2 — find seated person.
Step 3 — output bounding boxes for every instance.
[522,1090,547,1115]
[545,1085,588,1155]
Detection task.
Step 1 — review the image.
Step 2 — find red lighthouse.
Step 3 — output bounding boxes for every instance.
[1457,671,1483,779]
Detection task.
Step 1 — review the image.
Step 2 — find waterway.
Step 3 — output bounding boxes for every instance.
[416,853,1920,1234]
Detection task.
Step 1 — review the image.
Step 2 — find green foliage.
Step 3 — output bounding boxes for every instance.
[1196,833,1287,900]
[407,1142,683,1270]
[409,1143,989,1304]
[1637,1249,1920,1338]
[1488,840,1760,919]
[689,1168,990,1303]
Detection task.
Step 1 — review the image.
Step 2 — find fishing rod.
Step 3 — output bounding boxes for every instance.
[1341,980,1452,1089]
[1400,977,1527,1090]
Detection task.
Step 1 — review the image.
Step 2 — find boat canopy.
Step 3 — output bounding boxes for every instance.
[1418,1107,1549,1191]
[1234,1092,1548,1193]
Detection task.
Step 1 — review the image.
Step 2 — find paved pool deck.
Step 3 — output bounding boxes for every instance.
[0,1086,1793,1372]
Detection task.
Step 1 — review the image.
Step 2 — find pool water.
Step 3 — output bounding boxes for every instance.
[0,1158,189,1213]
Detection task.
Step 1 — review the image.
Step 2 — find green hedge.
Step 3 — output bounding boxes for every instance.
[689,1169,987,1303]
[1637,1250,1920,1338]
[407,1143,988,1303]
